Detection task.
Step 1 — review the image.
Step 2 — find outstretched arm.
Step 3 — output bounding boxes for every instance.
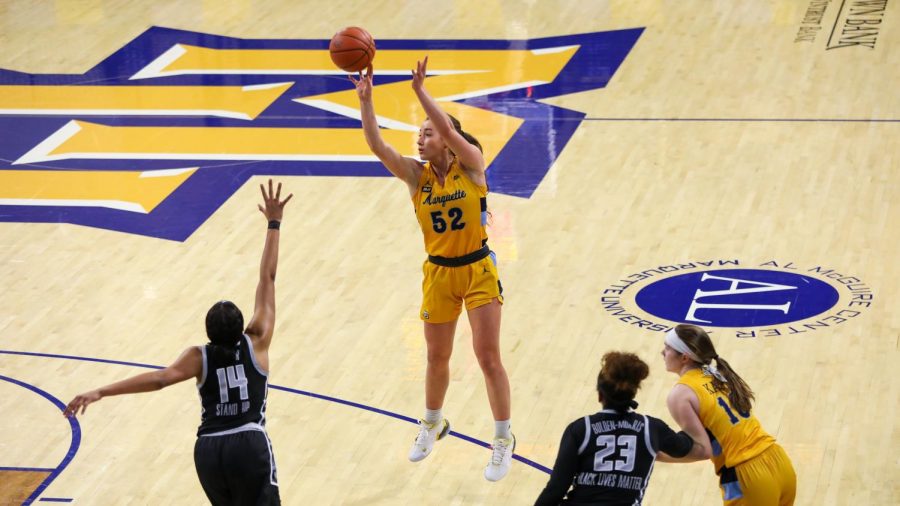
[411,56,484,173]
[63,346,202,418]
[350,66,421,192]
[244,179,292,354]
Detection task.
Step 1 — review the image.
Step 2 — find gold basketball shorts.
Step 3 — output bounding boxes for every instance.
[420,252,503,323]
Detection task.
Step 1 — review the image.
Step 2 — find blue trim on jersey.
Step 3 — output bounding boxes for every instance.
[711,437,723,456]
[722,480,743,500]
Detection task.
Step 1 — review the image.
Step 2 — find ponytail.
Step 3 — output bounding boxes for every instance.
[207,341,240,364]
[711,355,755,414]
[205,300,244,363]
[674,324,756,413]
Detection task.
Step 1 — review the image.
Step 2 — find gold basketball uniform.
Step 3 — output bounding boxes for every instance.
[678,368,796,505]
[413,158,502,323]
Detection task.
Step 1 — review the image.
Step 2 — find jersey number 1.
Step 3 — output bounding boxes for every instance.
[594,434,637,473]
[717,396,750,424]
[215,365,249,403]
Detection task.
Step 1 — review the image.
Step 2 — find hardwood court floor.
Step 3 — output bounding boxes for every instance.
[0,1,897,505]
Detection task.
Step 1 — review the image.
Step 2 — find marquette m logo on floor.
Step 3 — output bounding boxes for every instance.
[602,260,873,338]
[0,26,642,241]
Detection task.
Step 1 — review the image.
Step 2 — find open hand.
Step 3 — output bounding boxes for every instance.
[258,179,293,222]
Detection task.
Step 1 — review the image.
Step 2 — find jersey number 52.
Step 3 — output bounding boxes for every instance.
[430,208,465,233]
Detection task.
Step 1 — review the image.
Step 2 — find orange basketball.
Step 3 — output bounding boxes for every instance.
[329,27,376,73]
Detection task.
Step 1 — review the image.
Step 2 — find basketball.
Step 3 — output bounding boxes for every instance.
[329,27,376,73]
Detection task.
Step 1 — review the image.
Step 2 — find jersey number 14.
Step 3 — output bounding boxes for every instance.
[215,365,249,403]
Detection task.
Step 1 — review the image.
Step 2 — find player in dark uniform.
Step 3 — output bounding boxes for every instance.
[64,179,292,505]
[192,303,280,505]
[534,352,711,506]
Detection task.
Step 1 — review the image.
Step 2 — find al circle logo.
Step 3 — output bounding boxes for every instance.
[601,260,874,338]
[635,269,839,327]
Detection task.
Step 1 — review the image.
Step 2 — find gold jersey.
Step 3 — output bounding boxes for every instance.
[677,368,775,471]
[412,158,488,258]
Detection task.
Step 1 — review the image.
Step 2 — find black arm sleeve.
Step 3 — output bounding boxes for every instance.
[660,431,694,458]
[648,417,694,458]
[534,420,583,506]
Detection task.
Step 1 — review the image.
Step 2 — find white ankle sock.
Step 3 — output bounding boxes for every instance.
[494,419,511,439]
[424,408,443,425]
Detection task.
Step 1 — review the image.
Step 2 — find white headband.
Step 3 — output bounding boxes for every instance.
[664,328,700,362]
[665,328,728,383]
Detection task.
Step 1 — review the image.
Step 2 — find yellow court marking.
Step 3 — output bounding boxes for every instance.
[14,120,418,164]
[3,1,896,504]
[0,470,50,506]
[0,168,196,213]
[132,45,578,162]
[297,47,578,161]
[136,44,578,77]
[0,83,292,120]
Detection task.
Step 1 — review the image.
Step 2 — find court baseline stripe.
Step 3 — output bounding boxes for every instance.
[0,374,81,506]
[0,349,552,474]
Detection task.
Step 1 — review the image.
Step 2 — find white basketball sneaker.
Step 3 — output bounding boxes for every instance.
[408,418,451,462]
[484,433,516,481]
